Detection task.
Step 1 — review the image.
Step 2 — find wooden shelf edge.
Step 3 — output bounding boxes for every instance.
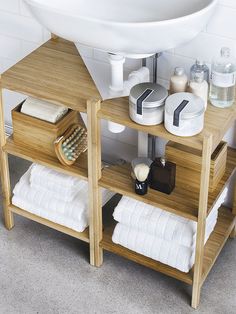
[4,136,88,180]
[201,206,235,286]
[10,204,90,243]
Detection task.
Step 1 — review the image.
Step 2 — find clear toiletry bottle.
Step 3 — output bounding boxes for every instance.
[170,67,188,94]
[190,60,210,83]
[209,47,236,108]
[189,71,209,110]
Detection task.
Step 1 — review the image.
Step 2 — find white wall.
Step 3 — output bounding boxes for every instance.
[0,0,235,159]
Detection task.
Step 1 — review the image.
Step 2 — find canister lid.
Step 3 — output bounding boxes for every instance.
[165,92,205,120]
[129,83,168,109]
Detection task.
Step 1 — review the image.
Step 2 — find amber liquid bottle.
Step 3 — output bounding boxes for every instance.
[149,157,176,195]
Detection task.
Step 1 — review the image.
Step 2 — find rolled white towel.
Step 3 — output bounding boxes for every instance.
[113,189,227,248]
[30,164,85,202]
[21,97,68,123]
[112,223,195,273]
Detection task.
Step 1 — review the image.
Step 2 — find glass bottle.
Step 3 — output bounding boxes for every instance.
[209,47,236,108]
[149,157,176,195]
[190,60,210,83]
[189,71,209,109]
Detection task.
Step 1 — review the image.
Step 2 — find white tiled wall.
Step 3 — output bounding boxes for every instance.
[0,0,235,157]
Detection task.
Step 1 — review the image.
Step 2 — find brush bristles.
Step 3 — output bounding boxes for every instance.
[60,126,87,162]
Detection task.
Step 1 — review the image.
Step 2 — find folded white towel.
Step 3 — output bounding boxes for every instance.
[30,164,85,202]
[113,189,227,248]
[12,168,114,232]
[12,195,88,232]
[21,97,68,123]
[112,223,195,273]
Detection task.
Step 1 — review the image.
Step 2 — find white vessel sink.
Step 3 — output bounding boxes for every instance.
[25,0,217,58]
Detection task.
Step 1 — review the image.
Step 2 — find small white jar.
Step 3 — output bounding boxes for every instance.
[129,83,168,126]
[164,92,205,137]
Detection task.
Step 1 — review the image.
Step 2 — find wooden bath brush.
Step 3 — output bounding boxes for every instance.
[54,124,87,166]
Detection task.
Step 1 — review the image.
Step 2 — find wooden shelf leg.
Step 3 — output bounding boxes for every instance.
[230,180,236,238]
[191,133,213,309]
[87,98,103,267]
[0,79,14,230]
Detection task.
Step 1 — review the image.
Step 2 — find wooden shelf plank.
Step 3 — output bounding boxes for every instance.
[4,136,88,180]
[99,97,236,152]
[101,206,234,286]
[201,206,235,285]
[1,38,101,112]
[99,148,236,221]
[101,222,193,285]
[10,204,90,243]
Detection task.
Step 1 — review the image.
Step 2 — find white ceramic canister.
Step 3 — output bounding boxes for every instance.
[164,92,205,137]
[129,83,168,126]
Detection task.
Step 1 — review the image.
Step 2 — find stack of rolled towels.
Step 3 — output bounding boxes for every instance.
[12,164,114,232]
[112,188,228,273]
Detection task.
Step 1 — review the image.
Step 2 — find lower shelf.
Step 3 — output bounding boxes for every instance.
[101,206,235,286]
[10,204,90,243]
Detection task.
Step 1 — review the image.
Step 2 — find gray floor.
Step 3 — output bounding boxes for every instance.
[0,156,236,314]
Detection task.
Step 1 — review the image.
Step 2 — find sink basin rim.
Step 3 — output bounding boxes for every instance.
[25,0,218,26]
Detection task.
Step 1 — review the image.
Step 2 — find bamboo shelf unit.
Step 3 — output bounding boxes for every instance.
[97,88,236,308]
[0,38,103,265]
[0,36,235,309]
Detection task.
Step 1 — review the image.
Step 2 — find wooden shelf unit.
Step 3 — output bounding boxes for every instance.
[0,37,102,267]
[0,36,235,309]
[97,97,236,308]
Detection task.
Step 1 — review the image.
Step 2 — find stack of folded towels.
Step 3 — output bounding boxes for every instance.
[12,164,114,232]
[112,188,228,273]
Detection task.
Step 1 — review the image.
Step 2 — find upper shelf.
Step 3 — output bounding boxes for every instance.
[1,38,101,113]
[99,97,236,152]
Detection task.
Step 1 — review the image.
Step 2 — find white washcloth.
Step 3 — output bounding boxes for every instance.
[30,164,86,202]
[12,168,114,232]
[112,223,195,273]
[21,97,68,123]
[113,188,227,248]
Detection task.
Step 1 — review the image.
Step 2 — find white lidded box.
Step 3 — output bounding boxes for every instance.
[129,83,168,126]
[164,92,205,137]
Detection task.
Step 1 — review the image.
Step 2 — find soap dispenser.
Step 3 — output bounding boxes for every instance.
[149,157,176,195]
[170,67,188,94]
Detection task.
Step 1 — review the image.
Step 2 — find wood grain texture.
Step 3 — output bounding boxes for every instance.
[230,173,236,238]
[201,206,235,284]
[99,148,236,221]
[166,141,227,193]
[192,133,212,309]
[4,136,88,180]
[99,97,236,152]
[0,79,14,229]
[12,104,79,158]
[87,99,103,266]
[10,204,90,243]
[101,206,234,287]
[1,38,101,112]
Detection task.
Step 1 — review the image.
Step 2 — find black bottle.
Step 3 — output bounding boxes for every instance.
[149,157,176,195]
